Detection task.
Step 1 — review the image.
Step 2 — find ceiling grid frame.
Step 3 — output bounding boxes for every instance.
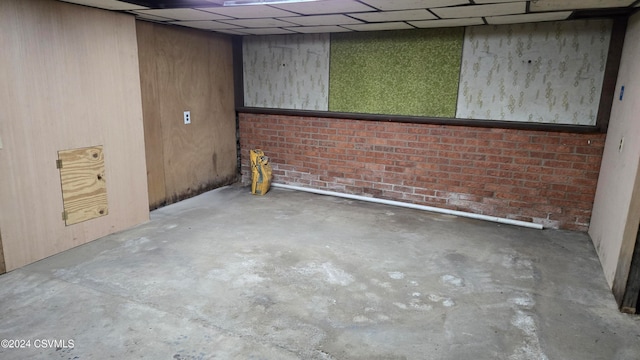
[57,0,638,35]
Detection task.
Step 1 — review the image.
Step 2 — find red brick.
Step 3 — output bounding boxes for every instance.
[476,146,504,155]
[554,168,586,177]
[486,155,513,163]
[543,160,572,168]
[560,137,593,146]
[572,178,598,187]
[465,139,492,147]
[448,159,474,167]
[483,132,505,140]
[430,128,455,136]
[239,113,602,230]
[503,133,532,142]
[545,144,575,153]
[436,178,462,186]
[474,161,501,169]
[442,137,466,144]
[576,146,604,155]
[529,151,557,160]
[461,167,486,175]
[439,165,462,173]
[540,189,567,199]
[572,162,601,171]
[515,158,542,166]
[428,157,450,165]
[532,135,561,144]
[414,188,437,196]
[502,149,530,158]
[517,143,546,151]
[495,192,522,201]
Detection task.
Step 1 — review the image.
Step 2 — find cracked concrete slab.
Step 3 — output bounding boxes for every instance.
[0,185,638,359]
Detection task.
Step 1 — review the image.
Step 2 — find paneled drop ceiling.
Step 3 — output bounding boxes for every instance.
[59,0,640,35]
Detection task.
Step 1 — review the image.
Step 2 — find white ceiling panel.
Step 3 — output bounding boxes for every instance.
[282,15,363,26]
[342,22,415,31]
[170,21,243,30]
[136,8,231,21]
[272,0,376,15]
[473,0,527,4]
[349,9,437,22]
[55,0,638,36]
[60,0,147,10]
[220,18,297,27]
[129,11,173,22]
[486,11,573,25]
[409,17,484,28]
[530,0,635,12]
[360,0,470,11]
[286,25,353,33]
[431,2,526,18]
[196,5,298,18]
[215,29,248,35]
[235,27,296,35]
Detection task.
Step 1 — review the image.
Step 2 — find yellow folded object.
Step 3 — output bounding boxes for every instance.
[250,149,272,195]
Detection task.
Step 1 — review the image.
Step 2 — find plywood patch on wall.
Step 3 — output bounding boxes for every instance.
[456,19,612,124]
[329,28,464,117]
[58,146,108,225]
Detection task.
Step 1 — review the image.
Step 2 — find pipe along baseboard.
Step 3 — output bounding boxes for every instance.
[271,183,544,230]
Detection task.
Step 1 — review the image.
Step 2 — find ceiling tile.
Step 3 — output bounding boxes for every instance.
[59,0,148,10]
[136,8,231,21]
[235,28,296,35]
[473,0,527,3]
[215,29,248,35]
[196,5,298,18]
[271,0,376,15]
[341,22,415,31]
[129,11,173,22]
[431,2,526,18]
[530,0,635,12]
[359,0,470,11]
[281,15,362,26]
[285,25,353,33]
[170,21,243,30]
[486,11,573,25]
[409,17,484,28]
[220,18,297,27]
[349,9,437,22]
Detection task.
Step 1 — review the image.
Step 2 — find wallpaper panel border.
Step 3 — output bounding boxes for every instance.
[236,16,627,133]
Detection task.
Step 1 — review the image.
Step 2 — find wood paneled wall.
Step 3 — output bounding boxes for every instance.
[0,0,149,271]
[136,22,237,209]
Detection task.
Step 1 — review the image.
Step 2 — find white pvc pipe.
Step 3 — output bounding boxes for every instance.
[271,183,544,230]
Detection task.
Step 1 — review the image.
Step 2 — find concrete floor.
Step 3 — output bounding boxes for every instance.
[0,185,639,360]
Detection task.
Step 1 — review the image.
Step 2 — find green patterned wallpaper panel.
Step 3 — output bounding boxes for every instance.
[328,28,464,117]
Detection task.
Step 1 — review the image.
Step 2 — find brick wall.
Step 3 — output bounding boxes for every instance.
[239,113,606,231]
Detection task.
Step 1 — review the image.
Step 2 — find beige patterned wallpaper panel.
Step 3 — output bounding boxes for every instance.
[243,33,329,111]
[456,19,612,125]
